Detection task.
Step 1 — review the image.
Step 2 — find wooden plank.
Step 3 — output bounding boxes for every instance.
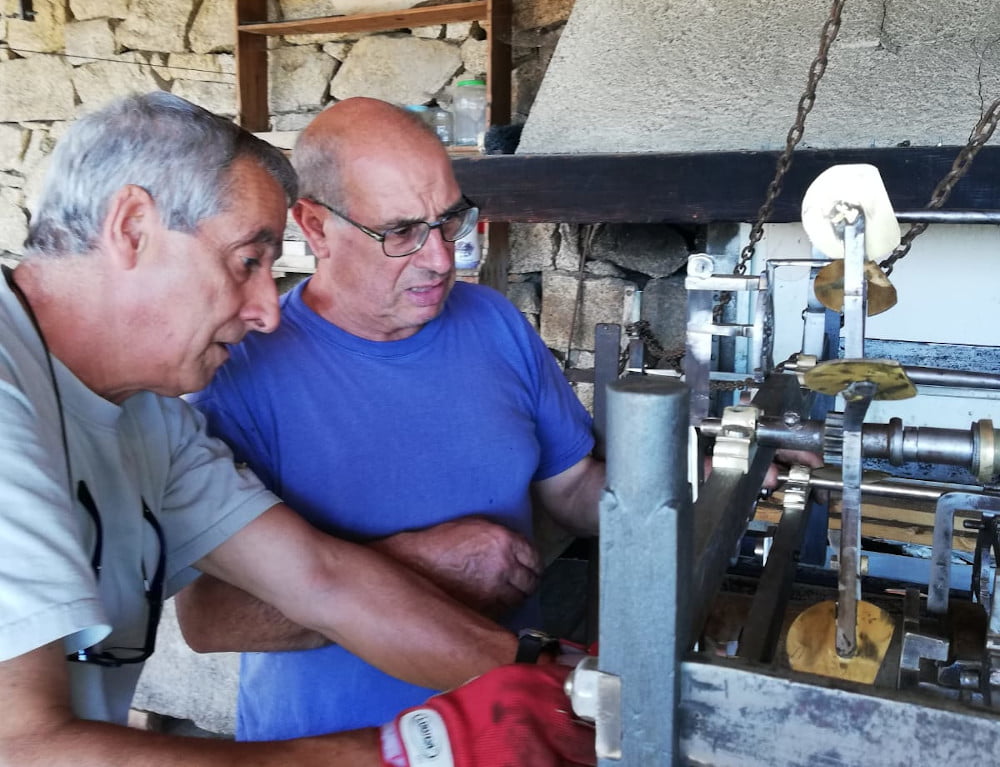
[452,146,1000,224]
[236,0,269,131]
[756,496,978,552]
[237,1,488,36]
[485,0,511,127]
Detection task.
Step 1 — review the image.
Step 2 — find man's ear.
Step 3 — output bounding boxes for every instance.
[291,198,332,260]
[102,184,157,269]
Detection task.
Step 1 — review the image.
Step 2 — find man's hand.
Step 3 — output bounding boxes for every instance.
[372,517,542,618]
[379,663,596,767]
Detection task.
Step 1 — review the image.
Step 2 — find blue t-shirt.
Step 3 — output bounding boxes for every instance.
[190,279,594,740]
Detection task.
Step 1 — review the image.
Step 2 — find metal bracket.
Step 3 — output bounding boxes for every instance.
[712,405,760,472]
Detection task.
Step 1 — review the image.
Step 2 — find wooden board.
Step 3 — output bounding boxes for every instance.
[237,1,488,36]
[453,146,1000,224]
[755,494,978,552]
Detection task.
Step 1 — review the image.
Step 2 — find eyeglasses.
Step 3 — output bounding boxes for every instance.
[308,195,479,258]
[66,481,165,668]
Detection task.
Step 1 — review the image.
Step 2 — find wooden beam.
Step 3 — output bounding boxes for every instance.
[236,0,269,131]
[452,146,1000,224]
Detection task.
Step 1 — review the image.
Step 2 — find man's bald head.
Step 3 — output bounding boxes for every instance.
[293,97,448,213]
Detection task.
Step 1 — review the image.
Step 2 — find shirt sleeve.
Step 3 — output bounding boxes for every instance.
[153,396,281,596]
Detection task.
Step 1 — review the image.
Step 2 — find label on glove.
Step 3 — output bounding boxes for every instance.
[391,708,455,767]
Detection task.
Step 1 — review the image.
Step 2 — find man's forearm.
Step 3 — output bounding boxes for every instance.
[176,574,328,653]
[192,506,520,691]
[0,642,383,767]
[4,718,382,767]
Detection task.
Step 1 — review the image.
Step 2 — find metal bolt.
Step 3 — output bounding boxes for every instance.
[783,411,801,427]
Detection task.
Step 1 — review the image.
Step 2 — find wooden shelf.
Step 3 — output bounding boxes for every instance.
[236,0,512,291]
[237,1,489,37]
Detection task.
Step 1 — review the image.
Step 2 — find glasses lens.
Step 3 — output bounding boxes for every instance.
[441,207,479,242]
[383,222,429,257]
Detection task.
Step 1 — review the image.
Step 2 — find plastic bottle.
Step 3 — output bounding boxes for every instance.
[452,79,487,147]
[429,106,453,145]
[454,221,484,269]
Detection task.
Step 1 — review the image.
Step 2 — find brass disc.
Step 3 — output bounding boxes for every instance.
[803,358,917,400]
[813,260,898,316]
[785,599,895,684]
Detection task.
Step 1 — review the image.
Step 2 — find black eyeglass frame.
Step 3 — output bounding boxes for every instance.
[307,195,480,258]
[66,481,166,668]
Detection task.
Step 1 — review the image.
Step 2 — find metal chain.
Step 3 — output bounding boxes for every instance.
[715,0,846,324]
[735,0,847,277]
[879,96,1000,276]
[621,320,756,391]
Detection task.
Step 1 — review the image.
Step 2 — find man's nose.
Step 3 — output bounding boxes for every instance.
[411,226,455,272]
[242,272,281,333]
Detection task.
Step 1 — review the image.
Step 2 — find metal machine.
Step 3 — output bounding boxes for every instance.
[565,162,1000,764]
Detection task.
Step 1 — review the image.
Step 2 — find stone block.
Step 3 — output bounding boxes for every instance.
[515,0,575,30]
[284,31,358,45]
[172,80,237,118]
[0,57,75,122]
[7,0,66,53]
[586,259,624,277]
[640,275,689,365]
[507,279,540,315]
[278,0,419,19]
[190,0,234,54]
[588,224,689,279]
[540,270,635,353]
[460,37,487,79]
[272,111,320,131]
[0,192,28,256]
[511,29,561,121]
[158,53,235,83]
[70,0,129,20]
[412,25,442,39]
[322,41,352,61]
[554,222,585,271]
[509,223,556,273]
[330,35,461,105]
[72,56,160,112]
[133,600,238,736]
[445,22,473,41]
[64,18,118,66]
[117,0,195,54]
[270,45,338,114]
[0,124,27,173]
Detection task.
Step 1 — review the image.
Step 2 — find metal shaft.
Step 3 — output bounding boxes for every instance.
[837,379,877,658]
[600,378,691,766]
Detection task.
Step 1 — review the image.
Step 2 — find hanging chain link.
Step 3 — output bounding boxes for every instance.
[620,320,756,390]
[879,96,1000,276]
[714,0,846,328]
[734,0,847,277]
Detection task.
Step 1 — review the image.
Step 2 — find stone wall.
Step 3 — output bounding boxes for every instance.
[0,0,570,252]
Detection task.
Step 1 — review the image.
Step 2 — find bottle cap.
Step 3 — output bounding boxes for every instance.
[456,79,485,87]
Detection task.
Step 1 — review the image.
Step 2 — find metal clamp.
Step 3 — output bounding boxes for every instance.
[712,405,760,473]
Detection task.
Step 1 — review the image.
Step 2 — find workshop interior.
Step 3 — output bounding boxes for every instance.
[5,0,1000,762]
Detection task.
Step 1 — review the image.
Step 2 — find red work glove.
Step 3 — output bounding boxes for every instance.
[379,663,596,767]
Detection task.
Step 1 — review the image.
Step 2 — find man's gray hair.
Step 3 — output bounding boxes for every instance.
[25,91,298,257]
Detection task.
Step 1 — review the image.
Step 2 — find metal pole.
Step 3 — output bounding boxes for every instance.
[600,378,691,766]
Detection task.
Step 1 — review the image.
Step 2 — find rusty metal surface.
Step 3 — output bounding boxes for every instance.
[679,659,1000,766]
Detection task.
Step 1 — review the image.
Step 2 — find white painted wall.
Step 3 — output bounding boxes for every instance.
[521,0,1000,154]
